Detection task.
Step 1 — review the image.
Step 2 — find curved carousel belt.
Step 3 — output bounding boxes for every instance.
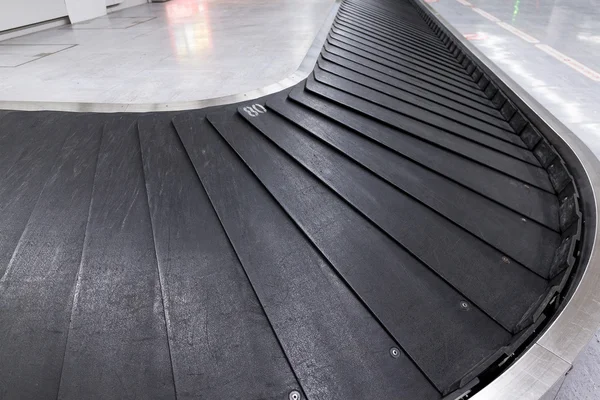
[0,0,596,399]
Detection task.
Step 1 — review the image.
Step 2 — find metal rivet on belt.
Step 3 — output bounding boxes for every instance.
[289,390,301,400]
[390,347,401,358]
[460,301,469,309]
[502,256,510,263]
[521,218,527,222]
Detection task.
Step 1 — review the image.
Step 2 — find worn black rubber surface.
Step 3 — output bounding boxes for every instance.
[0,0,582,399]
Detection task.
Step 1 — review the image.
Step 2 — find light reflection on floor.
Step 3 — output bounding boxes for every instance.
[166,0,213,58]
[0,0,334,104]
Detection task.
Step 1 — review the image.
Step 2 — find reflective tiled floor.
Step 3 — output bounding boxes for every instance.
[429,0,600,158]
[427,0,600,398]
[0,0,334,103]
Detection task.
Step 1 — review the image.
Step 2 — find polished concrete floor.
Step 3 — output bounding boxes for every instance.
[0,0,334,103]
[429,0,600,159]
[427,1,600,398]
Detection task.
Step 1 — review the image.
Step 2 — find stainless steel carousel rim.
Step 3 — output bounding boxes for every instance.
[409,0,600,398]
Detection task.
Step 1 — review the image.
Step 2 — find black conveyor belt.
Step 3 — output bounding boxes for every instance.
[0,0,582,399]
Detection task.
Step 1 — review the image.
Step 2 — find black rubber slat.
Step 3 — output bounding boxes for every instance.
[332,20,461,66]
[306,73,552,183]
[243,106,549,331]
[325,38,490,104]
[289,88,560,231]
[209,111,511,394]
[300,79,505,171]
[173,112,441,400]
[335,15,454,63]
[318,56,513,132]
[341,4,441,41]
[138,115,300,399]
[346,0,429,18]
[339,9,456,60]
[0,112,73,277]
[321,49,505,122]
[336,10,454,51]
[347,0,428,18]
[315,60,553,189]
[335,14,442,49]
[331,23,471,80]
[57,116,175,400]
[330,25,469,76]
[342,2,438,34]
[312,69,541,161]
[268,97,561,277]
[0,115,103,399]
[329,33,482,93]
[341,0,482,78]
[322,44,501,114]
[0,111,57,180]
[328,27,475,90]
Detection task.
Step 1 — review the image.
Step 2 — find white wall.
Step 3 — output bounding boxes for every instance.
[0,0,147,32]
[64,0,107,23]
[108,0,148,13]
[0,0,67,31]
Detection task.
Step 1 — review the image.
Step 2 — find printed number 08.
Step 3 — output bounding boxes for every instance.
[243,104,267,117]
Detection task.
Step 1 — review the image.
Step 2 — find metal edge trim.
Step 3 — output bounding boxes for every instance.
[0,0,341,113]
[407,0,600,398]
[473,343,571,399]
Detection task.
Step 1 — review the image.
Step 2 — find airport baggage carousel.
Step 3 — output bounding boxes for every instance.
[0,0,597,398]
